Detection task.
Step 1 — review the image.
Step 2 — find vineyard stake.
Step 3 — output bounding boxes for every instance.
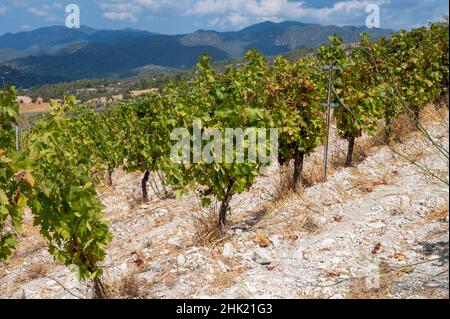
[322,60,340,182]
[15,125,19,151]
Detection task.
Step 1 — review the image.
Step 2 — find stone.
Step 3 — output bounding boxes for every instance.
[119,262,128,273]
[253,248,272,265]
[167,230,183,246]
[293,245,306,260]
[367,221,385,229]
[217,260,228,273]
[320,238,336,250]
[155,208,168,214]
[177,254,186,266]
[168,236,181,247]
[222,243,234,259]
[269,235,282,247]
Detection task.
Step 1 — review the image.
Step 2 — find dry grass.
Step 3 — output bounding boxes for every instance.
[273,164,294,201]
[126,183,146,210]
[424,204,449,223]
[208,266,246,294]
[345,262,397,299]
[375,103,449,146]
[284,214,320,236]
[353,137,380,162]
[421,102,449,125]
[15,260,49,284]
[107,272,144,299]
[261,164,296,215]
[148,171,174,200]
[302,154,326,187]
[191,201,222,246]
[346,277,393,299]
[348,170,390,194]
[392,114,417,143]
[19,102,50,114]
[328,136,380,171]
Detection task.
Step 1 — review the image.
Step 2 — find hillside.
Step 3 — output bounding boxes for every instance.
[0,63,63,88]
[0,105,447,299]
[0,21,392,86]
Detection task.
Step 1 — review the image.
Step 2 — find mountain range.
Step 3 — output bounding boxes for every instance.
[0,21,392,88]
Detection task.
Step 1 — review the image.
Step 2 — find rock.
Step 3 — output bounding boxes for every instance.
[119,262,128,272]
[320,238,336,250]
[217,260,228,273]
[367,221,385,229]
[292,245,306,260]
[222,243,234,259]
[253,248,272,265]
[177,254,186,266]
[245,282,258,294]
[269,235,282,247]
[155,208,168,214]
[168,233,181,247]
[331,257,342,266]
[149,261,162,272]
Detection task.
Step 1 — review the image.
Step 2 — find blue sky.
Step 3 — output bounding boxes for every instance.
[0,0,448,35]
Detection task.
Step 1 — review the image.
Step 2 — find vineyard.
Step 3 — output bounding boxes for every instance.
[0,21,449,298]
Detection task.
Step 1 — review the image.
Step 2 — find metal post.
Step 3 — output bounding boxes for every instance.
[321,60,341,182]
[15,125,19,151]
[323,59,334,182]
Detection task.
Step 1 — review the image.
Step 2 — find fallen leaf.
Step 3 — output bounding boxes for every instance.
[131,251,145,268]
[393,252,407,261]
[326,270,341,278]
[289,235,299,242]
[255,233,271,248]
[266,265,275,271]
[371,242,382,255]
[333,215,344,222]
[134,258,144,268]
[154,218,166,227]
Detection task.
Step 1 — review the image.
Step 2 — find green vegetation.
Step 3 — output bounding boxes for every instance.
[0,21,448,298]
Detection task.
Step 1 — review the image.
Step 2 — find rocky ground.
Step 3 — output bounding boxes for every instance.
[0,107,448,299]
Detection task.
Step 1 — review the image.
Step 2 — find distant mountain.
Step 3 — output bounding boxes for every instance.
[180,21,392,57]
[0,26,155,60]
[11,35,228,81]
[0,21,393,87]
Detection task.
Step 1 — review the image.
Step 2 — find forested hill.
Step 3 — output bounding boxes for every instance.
[0,21,392,87]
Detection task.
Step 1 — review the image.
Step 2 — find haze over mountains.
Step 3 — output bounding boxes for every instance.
[0,21,392,88]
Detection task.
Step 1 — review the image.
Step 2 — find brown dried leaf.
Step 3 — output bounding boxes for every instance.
[333,215,344,222]
[326,270,341,278]
[393,252,407,261]
[371,242,382,255]
[255,233,271,248]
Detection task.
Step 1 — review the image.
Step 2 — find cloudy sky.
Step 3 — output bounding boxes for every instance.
[0,0,448,35]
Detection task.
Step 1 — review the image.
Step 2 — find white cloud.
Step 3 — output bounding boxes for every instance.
[27,3,64,20]
[95,0,448,30]
[20,24,32,29]
[0,4,7,15]
[102,11,139,22]
[99,0,191,22]
[187,0,389,29]
[28,7,49,17]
